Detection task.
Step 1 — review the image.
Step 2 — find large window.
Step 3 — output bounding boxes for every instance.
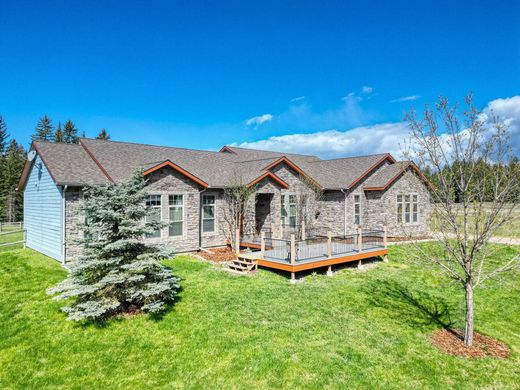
[146,195,162,238]
[288,195,297,227]
[354,194,361,225]
[397,193,418,224]
[202,194,216,233]
[169,195,183,237]
[280,195,287,225]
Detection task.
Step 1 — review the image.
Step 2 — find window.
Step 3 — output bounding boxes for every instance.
[169,195,183,237]
[354,194,361,225]
[397,193,419,224]
[146,195,162,238]
[202,195,215,233]
[288,195,297,227]
[280,195,287,225]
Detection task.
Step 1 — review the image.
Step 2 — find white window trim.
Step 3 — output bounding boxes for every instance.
[202,194,217,235]
[168,194,185,239]
[353,193,362,226]
[397,192,420,225]
[145,194,162,239]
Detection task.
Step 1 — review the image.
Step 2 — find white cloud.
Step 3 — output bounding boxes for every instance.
[245,113,273,127]
[290,96,306,102]
[237,122,409,159]
[390,95,421,103]
[482,96,520,155]
[236,96,520,160]
[362,86,373,94]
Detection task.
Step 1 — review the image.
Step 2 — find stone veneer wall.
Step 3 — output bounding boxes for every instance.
[363,169,431,236]
[145,167,203,252]
[64,188,83,263]
[63,162,431,263]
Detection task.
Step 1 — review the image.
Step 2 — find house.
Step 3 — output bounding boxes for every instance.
[18,138,432,266]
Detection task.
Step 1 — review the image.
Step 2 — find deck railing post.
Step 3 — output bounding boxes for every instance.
[260,231,265,258]
[280,220,284,239]
[327,230,332,258]
[290,234,296,265]
[235,228,240,255]
[383,225,388,263]
[271,222,276,238]
[357,227,362,252]
[301,219,306,241]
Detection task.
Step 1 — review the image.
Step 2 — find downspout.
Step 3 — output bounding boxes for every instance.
[341,189,348,236]
[198,187,207,249]
[61,185,68,264]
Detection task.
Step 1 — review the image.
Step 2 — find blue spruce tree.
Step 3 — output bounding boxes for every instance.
[48,170,180,321]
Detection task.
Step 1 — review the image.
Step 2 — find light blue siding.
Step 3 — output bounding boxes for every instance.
[23,155,63,261]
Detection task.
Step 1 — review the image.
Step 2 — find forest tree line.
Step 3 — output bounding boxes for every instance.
[0,115,110,222]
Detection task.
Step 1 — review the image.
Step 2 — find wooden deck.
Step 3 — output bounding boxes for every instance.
[239,246,388,273]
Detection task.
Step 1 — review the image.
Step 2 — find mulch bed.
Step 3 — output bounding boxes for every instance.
[430,329,509,359]
[197,247,237,262]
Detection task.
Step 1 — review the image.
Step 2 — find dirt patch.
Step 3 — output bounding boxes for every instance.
[197,247,237,262]
[431,329,509,359]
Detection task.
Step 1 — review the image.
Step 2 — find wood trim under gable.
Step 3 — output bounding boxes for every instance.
[347,154,396,190]
[143,160,209,188]
[79,140,114,183]
[262,156,323,190]
[219,146,237,154]
[246,171,290,189]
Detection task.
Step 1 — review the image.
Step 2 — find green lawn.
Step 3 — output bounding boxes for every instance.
[0,230,23,252]
[1,246,519,389]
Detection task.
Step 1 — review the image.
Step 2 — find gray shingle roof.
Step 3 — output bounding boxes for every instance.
[24,138,408,191]
[362,162,410,189]
[33,142,110,186]
[300,154,392,189]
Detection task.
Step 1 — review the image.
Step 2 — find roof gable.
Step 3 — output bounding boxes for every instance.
[363,161,434,191]
[143,160,209,188]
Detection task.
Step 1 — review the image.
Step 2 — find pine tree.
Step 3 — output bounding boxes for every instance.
[2,140,26,221]
[33,115,54,142]
[48,170,180,322]
[63,120,78,143]
[96,128,110,140]
[0,115,9,155]
[54,122,64,143]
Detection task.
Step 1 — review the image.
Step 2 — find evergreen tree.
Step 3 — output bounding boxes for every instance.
[48,170,180,322]
[54,122,64,143]
[32,115,54,142]
[63,120,78,143]
[2,140,26,221]
[0,115,9,155]
[96,128,110,140]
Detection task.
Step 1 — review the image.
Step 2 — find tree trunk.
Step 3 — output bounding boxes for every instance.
[464,282,474,347]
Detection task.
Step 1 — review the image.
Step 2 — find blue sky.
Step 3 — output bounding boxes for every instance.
[1,0,519,157]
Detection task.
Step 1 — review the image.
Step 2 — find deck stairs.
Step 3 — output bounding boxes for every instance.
[227,252,260,274]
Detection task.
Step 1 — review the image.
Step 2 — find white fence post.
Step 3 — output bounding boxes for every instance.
[301,219,306,241]
[290,234,296,265]
[383,225,388,263]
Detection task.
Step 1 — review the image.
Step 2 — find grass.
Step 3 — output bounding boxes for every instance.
[0,229,23,252]
[1,245,519,389]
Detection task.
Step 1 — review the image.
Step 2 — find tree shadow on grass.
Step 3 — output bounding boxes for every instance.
[363,278,455,330]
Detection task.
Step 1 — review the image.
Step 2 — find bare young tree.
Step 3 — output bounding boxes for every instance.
[404,94,520,346]
[222,173,256,252]
[295,174,324,237]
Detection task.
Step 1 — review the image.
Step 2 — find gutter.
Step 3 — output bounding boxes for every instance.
[61,185,68,264]
[341,189,348,236]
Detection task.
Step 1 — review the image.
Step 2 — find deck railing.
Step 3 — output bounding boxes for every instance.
[239,225,387,264]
